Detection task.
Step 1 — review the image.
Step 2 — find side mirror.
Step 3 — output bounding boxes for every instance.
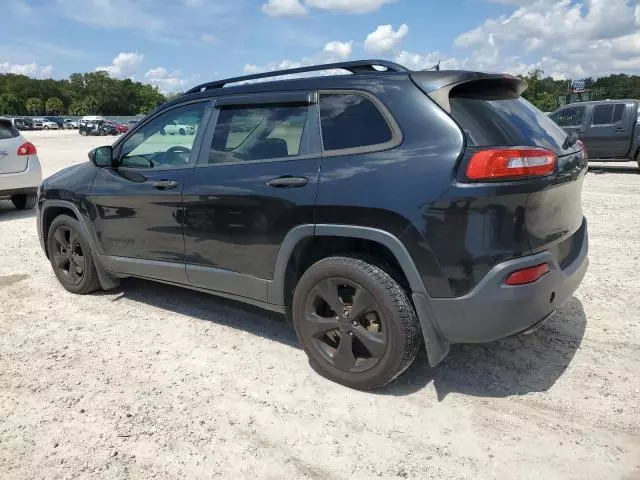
[89,146,114,167]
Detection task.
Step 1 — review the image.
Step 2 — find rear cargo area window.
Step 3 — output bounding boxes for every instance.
[319,94,393,151]
[449,96,569,154]
[0,121,19,140]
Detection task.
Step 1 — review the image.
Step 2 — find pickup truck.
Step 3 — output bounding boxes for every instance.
[549,99,640,168]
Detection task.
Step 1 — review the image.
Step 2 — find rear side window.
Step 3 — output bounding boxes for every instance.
[592,105,615,125]
[0,121,19,140]
[550,106,586,127]
[450,97,569,154]
[208,104,308,164]
[612,104,624,123]
[319,93,394,152]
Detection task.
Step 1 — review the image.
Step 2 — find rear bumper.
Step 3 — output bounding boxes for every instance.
[414,219,588,362]
[0,157,43,196]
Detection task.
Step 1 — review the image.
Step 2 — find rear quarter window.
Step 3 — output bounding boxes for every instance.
[319,93,395,152]
[450,97,569,154]
[0,121,19,140]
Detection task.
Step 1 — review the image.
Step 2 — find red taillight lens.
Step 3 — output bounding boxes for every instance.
[466,147,556,181]
[17,142,37,156]
[576,139,587,158]
[505,263,550,286]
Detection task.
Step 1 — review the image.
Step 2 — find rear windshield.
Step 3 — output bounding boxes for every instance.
[450,97,570,154]
[0,121,19,140]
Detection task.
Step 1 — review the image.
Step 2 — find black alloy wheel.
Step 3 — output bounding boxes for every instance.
[51,225,86,286]
[300,277,387,373]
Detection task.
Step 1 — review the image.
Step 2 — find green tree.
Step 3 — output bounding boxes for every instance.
[0,93,20,115]
[68,100,85,116]
[25,97,43,115]
[81,95,99,114]
[45,97,64,115]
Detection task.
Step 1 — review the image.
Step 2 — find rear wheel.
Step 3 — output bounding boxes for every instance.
[160,128,166,136]
[47,215,100,294]
[292,256,421,390]
[11,193,37,210]
[179,128,186,136]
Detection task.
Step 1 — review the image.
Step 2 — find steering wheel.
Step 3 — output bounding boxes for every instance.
[162,145,191,166]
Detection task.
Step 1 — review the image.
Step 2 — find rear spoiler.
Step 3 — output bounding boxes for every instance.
[411,71,528,113]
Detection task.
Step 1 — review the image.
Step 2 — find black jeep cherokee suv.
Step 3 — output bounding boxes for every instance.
[37,60,589,389]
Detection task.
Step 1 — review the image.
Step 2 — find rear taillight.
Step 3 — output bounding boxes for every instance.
[17,142,37,156]
[466,147,556,181]
[505,263,550,286]
[576,139,587,158]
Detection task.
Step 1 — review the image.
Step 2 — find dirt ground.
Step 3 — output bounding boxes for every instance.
[1,130,639,480]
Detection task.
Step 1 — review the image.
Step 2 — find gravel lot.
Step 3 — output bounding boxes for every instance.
[1,130,639,479]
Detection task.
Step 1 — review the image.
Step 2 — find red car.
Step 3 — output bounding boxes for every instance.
[115,122,129,134]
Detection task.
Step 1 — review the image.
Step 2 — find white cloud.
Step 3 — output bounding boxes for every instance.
[364,24,409,54]
[323,40,352,59]
[242,40,353,80]
[145,67,194,93]
[0,62,53,78]
[96,52,144,79]
[304,0,396,14]
[262,0,307,17]
[413,0,640,79]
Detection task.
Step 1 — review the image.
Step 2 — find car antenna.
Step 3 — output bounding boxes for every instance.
[422,61,441,71]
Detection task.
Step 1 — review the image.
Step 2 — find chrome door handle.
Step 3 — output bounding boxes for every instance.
[152,180,179,190]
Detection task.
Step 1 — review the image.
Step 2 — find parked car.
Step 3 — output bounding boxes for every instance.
[37,60,589,389]
[9,118,27,130]
[21,118,35,130]
[31,118,43,130]
[63,119,78,129]
[0,117,42,210]
[45,116,64,128]
[42,119,59,130]
[128,119,139,128]
[161,119,196,135]
[115,122,129,134]
[549,99,640,168]
[79,120,116,136]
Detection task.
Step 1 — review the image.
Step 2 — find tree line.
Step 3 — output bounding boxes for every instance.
[2,68,639,116]
[518,70,640,111]
[0,71,166,116]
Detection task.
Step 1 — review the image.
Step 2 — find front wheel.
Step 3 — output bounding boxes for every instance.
[292,256,421,390]
[179,128,186,136]
[47,215,100,294]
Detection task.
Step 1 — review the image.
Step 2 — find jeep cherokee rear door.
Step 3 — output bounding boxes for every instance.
[181,91,321,302]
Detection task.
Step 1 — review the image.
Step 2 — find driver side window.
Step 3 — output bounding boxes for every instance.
[119,102,207,169]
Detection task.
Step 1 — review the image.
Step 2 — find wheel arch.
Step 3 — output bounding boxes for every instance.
[39,200,119,290]
[268,224,450,367]
[268,224,426,307]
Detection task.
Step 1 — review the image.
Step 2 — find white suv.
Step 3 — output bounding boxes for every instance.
[0,117,42,210]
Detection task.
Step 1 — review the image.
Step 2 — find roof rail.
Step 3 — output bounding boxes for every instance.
[184,59,408,95]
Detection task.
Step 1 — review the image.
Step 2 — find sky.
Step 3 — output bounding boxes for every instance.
[0,0,639,93]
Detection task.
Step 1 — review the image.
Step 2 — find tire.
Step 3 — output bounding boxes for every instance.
[47,215,100,295]
[160,128,166,136]
[44,125,49,130]
[179,128,186,136]
[80,130,86,136]
[292,256,421,390]
[11,193,37,210]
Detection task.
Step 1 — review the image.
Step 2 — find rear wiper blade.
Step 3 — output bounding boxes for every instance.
[562,132,579,150]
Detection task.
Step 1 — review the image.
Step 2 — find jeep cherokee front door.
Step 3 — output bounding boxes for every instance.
[91,100,211,284]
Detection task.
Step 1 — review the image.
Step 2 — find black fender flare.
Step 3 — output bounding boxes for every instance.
[39,200,119,290]
[267,224,449,366]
